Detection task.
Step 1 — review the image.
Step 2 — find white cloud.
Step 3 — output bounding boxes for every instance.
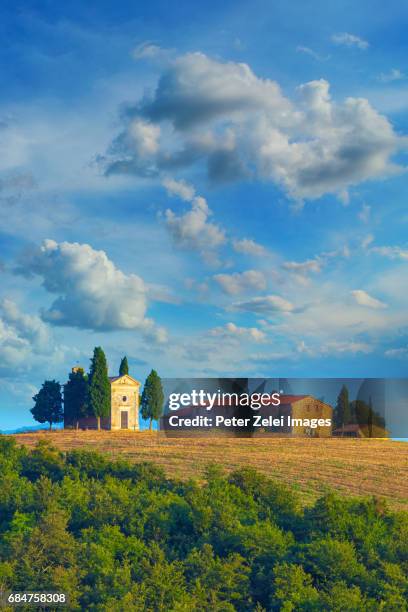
[232,238,267,256]
[165,196,225,252]
[362,234,374,249]
[322,340,373,354]
[163,182,226,262]
[282,259,321,275]
[16,239,166,340]
[130,119,161,157]
[210,322,266,343]
[331,32,369,50]
[297,338,373,356]
[146,282,181,304]
[132,42,167,60]
[269,272,405,360]
[296,46,328,61]
[371,245,408,260]
[0,299,56,372]
[233,295,294,314]
[213,270,266,295]
[358,203,371,223]
[351,289,387,309]
[103,52,405,201]
[163,177,195,201]
[385,346,408,358]
[105,119,161,177]
[142,318,168,344]
[142,52,291,128]
[0,299,50,349]
[378,68,405,83]
[0,120,31,171]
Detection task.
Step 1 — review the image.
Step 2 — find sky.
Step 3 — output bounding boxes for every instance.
[1,0,408,429]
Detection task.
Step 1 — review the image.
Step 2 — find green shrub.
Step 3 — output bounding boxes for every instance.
[0,440,406,610]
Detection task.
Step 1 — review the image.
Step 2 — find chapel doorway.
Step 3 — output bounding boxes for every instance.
[121,411,129,429]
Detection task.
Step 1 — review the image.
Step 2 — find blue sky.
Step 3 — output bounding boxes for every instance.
[1,0,408,429]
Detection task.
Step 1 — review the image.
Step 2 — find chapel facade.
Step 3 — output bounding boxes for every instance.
[64,370,140,430]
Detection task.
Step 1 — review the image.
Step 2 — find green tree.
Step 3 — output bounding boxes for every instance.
[352,400,369,427]
[64,368,88,429]
[119,356,129,377]
[335,385,350,430]
[16,504,80,606]
[88,347,111,431]
[141,370,164,431]
[320,582,375,611]
[368,397,373,438]
[31,380,63,430]
[269,562,320,611]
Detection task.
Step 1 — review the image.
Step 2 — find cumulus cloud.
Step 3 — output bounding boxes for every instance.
[233,295,294,314]
[163,177,195,201]
[210,322,266,343]
[16,239,166,340]
[130,120,160,156]
[105,119,161,177]
[232,238,267,256]
[351,289,387,309]
[165,196,225,254]
[102,52,405,200]
[142,318,168,344]
[141,52,290,129]
[331,32,369,50]
[213,270,266,295]
[0,299,53,371]
[163,180,226,262]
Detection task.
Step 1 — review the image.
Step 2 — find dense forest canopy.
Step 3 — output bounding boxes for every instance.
[0,437,406,610]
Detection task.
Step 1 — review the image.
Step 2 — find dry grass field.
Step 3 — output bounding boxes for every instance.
[10,430,408,510]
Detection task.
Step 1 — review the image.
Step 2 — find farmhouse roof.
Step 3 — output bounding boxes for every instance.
[279,394,309,404]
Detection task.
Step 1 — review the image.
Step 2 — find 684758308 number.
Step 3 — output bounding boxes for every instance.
[0,592,68,607]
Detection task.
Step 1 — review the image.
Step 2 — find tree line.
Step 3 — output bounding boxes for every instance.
[0,437,406,610]
[31,367,386,437]
[334,385,386,436]
[31,347,164,431]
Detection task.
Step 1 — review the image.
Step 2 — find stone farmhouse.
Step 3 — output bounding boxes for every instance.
[162,394,333,437]
[272,394,333,437]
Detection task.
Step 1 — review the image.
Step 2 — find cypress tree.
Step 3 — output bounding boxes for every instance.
[88,347,111,430]
[31,380,63,430]
[141,369,164,431]
[119,356,129,376]
[368,396,373,438]
[64,368,88,429]
[335,385,351,431]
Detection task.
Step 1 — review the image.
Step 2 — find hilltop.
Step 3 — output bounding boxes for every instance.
[9,430,408,510]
